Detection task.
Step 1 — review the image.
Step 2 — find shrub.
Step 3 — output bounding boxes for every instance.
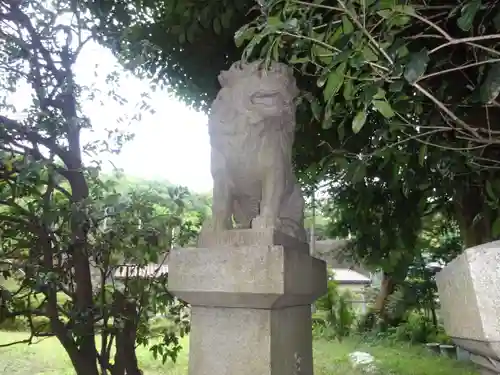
[389,312,439,344]
[0,317,26,331]
[0,316,52,333]
[149,316,176,335]
[314,276,356,341]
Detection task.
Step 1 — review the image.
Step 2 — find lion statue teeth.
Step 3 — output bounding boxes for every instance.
[202,60,307,243]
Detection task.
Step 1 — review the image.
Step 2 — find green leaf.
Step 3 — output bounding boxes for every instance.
[494,10,500,31]
[377,9,393,19]
[457,0,481,31]
[266,16,283,29]
[178,31,186,44]
[360,83,380,105]
[323,63,346,101]
[352,110,367,134]
[311,98,322,121]
[404,49,430,83]
[389,80,404,92]
[342,16,354,34]
[328,27,343,45]
[213,18,222,35]
[283,18,299,32]
[393,5,415,14]
[390,15,411,26]
[479,63,500,104]
[199,6,212,28]
[234,25,255,48]
[322,118,333,129]
[343,78,354,100]
[242,34,263,60]
[338,122,345,141]
[397,45,409,58]
[362,46,378,62]
[373,88,386,100]
[372,100,395,118]
[492,216,500,237]
[322,103,333,129]
[312,44,333,65]
[186,23,199,43]
[391,5,414,26]
[486,180,496,200]
[333,156,349,170]
[352,163,367,183]
[289,55,310,64]
[418,144,427,166]
[221,9,233,29]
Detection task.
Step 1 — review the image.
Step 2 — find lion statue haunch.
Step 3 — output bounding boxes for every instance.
[202,60,307,242]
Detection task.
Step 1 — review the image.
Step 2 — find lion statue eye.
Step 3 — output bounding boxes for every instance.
[250,92,281,106]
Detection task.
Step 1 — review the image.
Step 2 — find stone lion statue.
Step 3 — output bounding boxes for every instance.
[202,60,307,242]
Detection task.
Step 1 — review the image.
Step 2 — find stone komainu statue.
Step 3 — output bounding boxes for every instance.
[202,60,307,242]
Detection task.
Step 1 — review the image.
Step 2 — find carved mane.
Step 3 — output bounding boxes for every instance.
[208,61,299,161]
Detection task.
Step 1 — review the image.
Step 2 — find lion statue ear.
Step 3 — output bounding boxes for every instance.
[218,71,230,88]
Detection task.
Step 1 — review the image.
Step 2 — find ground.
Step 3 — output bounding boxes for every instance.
[0,331,478,375]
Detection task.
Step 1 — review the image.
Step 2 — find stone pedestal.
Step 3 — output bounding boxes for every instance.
[435,241,500,374]
[168,229,327,375]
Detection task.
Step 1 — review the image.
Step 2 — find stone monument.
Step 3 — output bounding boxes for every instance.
[436,241,500,374]
[168,60,327,375]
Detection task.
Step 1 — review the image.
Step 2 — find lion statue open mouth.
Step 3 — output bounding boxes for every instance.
[202,60,307,243]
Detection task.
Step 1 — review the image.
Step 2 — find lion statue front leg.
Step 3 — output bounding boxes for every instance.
[251,168,286,231]
[201,173,233,233]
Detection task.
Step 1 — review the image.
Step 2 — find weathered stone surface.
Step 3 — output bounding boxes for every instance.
[436,241,500,374]
[198,227,309,254]
[201,60,306,242]
[168,229,327,375]
[167,60,327,375]
[187,305,313,375]
[169,229,327,309]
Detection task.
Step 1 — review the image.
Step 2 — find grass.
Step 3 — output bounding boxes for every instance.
[0,331,479,375]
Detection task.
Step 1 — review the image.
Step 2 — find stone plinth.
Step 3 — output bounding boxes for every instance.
[168,229,327,375]
[435,241,500,374]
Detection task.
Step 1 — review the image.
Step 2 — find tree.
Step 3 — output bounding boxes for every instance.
[82,0,256,110]
[85,0,500,251]
[242,0,500,248]
[0,2,192,374]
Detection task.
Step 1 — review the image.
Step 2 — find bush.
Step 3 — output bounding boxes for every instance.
[0,276,71,333]
[149,316,176,335]
[0,316,52,333]
[314,276,356,341]
[391,312,438,344]
[354,309,453,347]
[0,317,26,331]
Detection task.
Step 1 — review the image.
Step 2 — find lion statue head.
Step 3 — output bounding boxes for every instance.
[209,60,300,135]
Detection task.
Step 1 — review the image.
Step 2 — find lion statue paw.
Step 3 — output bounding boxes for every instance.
[251,215,280,231]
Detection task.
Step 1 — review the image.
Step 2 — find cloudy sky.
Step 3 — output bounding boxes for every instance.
[6,40,213,193]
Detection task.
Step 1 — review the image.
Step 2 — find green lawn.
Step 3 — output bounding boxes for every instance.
[0,331,478,375]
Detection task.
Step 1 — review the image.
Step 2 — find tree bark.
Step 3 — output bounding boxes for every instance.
[111,294,142,375]
[372,272,395,316]
[455,182,492,248]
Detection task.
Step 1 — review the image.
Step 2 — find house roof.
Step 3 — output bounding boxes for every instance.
[332,268,371,285]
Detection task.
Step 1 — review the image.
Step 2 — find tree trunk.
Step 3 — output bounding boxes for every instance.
[74,357,102,375]
[372,272,395,316]
[455,182,492,248]
[111,294,142,375]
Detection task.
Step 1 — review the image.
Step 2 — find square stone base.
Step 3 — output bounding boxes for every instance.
[436,241,500,375]
[168,229,327,375]
[188,305,313,375]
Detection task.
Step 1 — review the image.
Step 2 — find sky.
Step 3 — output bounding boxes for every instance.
[6,40,213,194]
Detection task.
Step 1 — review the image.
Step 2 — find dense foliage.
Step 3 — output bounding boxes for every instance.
[0,2,206,375]
[85,0,500,249]
[3,0,497,356]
